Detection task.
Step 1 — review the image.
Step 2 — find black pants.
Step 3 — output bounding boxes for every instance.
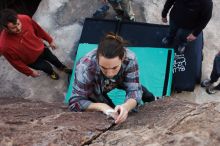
[141,85,155,103]
[168,19,192,46]
[104,85,155,108]
[28,47,65,75]
[210,54,220,84]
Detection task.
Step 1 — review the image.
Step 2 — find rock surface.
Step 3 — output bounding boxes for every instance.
[1,98,220,146]
[0,0,220,103]
[90,98,220,146]
[0,97,113,146]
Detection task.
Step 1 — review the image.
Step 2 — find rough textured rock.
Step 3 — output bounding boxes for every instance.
[1,0,220,103]
[1,98,220,146]
[0,97,113,146]
[89,98,220,146]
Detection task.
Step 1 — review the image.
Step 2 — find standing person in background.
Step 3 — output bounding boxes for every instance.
[102,0,135,21]
[69,32,154,124]
[0,9,72,80]
[161,0,213,53]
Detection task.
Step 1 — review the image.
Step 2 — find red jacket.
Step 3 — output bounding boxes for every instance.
[0,15,53,76]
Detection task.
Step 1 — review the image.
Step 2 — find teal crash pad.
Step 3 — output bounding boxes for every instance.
[65,43,174,105]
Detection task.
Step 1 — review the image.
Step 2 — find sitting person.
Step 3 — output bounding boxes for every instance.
[201,52,220,94]
[69,32,154,124]
[0,9,71,80]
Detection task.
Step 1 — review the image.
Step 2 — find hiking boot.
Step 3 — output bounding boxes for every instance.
[50,71,59,80]
[162,37,173,46]
[206,86,217,94]
[206,87,216,94]
[201,79,212,87]
[206,83,220,94]
[177,44,186,54]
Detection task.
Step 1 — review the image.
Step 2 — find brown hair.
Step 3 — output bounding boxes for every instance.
[0,9,18,29]
[97,32,128,60]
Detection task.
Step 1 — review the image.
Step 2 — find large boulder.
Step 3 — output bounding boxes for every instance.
[90,98,220,146]
[1,98,220,146]
[0,97,113,146]
[1,0,220,103]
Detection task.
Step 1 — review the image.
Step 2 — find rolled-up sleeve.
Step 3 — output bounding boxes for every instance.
[123,57,143,105]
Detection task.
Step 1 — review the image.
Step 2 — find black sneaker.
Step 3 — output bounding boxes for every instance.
[50,71,59,80]
[162,37,173,46]
[206,86,217,94]
[206,84,220,94]
[201,79,212,87]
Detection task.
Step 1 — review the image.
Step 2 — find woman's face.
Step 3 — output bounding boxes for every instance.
[98,55,122,78]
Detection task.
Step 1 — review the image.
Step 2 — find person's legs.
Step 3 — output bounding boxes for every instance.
[93,4,110,18]
[176,28,192,53]
[201,54,220,87]
[141,85,155,103]
[202,54,220,94]
[41,47,72,74]
[41,47,65,68]
[28,57,59,80]
[108,0,124,20]
[210,54,220,82]
[120,0,135,21]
